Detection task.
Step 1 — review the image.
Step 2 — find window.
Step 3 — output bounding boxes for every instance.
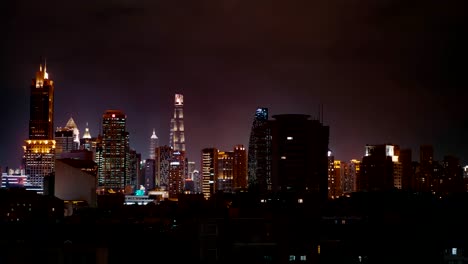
[289,255,295,261]
[452,248,457,256]
[300,255,306,261]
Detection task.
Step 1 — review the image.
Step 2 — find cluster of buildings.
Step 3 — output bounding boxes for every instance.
[1,60,467,212]
[327,144,467,199]
[3,61,468,263]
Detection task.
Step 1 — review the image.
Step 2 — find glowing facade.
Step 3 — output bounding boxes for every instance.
[155,145,173,188]
[55,117,80,158]
[169,94,185,152]
[247,107,271,191]
[149,129,159,159]
[23,61,56,189]
[201,148,218,199]
[98,110,130,192]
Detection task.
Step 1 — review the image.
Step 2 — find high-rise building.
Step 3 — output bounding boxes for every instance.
[269,114,329,199]
[217,151,234,192]
[168,150,186,198]
[247,107,271,192]
[64,117,80,148]
[328,150,343,199]
[233,145,248,190]
[348,159,361,193]
[201,148,218,200]
[359,144,401,192]
[23,61,56,190]
[142,159,156,190]
[169,94,185,152]
[155,145,173,189]
[55,117,80,159]
[149,129,159,160]
[98,110,130,192]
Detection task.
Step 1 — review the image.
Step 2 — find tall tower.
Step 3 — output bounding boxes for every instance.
[149,129,159,159]
[247,107,271,192]
[23,60,56,190]
[169,94,185,152]
[98,110,130,192]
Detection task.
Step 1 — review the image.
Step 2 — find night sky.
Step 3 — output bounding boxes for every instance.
[2,0,467,169]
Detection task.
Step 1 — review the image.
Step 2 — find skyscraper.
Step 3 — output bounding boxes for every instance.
[269,114,329,199]
[98,110,130,192]
[149,129,159,159]
[247,107,271,192]
[169,94,185,152]
[201,148,218,200]
[23,61,56,190]
[233,145,248,190]
[55,117,80,158]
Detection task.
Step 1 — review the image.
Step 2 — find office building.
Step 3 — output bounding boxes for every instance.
[23,61,56,190]
[98,110,130,192]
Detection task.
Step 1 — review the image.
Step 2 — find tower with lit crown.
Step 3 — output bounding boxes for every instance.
[23,60,56,190]
[149,129,159,159]
[169,94,185,152]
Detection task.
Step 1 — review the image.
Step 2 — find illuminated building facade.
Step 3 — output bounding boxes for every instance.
[149,129,159,160]
[349,159,361,193]
[23,61,56,190]
[169,93,185,152]
[327,151,343,199]
[193,170,202,193]
[202,148,218,199]
[270,114,329,200]
[168,151,186,198]
[55,117,80,159]
[233,145,248,190]
[98,110,130,192]
[155,145,173,189]
[217,151,234,192]
[247,107,271,192]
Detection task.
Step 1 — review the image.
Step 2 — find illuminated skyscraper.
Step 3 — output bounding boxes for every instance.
[55,117,80,158]
[98,110,130,192]
[23,61,56,190]
[149,129,159,159]
[169,94,185,152]
[201,148,218,200]
[155,145,173,189]
[247,107,271,192]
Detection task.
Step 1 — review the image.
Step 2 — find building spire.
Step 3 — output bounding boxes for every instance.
[151,128,158,139]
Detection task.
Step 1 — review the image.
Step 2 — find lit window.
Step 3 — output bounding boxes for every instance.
[289,255,295,261]
[281,156,287,160]
[452,248,457,256]
[287,136,293,140]
[300,255,306,261]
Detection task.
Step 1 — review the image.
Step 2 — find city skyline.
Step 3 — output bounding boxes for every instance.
[2,0,467,168]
